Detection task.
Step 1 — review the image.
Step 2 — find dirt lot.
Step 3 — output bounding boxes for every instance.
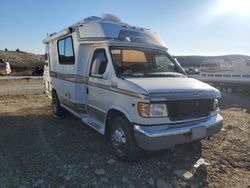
[0,82,249,187]
[0,77,43,95]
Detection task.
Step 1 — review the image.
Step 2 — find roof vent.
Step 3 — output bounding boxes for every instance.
[84,16,101,22]
[101,13,122,23]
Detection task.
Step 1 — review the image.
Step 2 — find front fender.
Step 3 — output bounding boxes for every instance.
[105,106,133,123]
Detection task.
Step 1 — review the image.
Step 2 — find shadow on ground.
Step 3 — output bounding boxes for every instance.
[220,92,250,113]
[0,106,203,187]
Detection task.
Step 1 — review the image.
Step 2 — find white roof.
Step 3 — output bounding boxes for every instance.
[43,14,167,48]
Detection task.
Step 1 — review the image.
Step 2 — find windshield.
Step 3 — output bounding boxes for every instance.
[110,47,185,78]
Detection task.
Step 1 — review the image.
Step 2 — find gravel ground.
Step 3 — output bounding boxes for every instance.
[0,90,249,187]
[0,78,43,95]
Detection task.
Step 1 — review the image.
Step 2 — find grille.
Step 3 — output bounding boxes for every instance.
[167,99,213,121]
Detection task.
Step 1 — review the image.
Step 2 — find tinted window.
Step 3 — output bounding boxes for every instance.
[90,49,108,76]
[57,36,75,64]
[118,30,165,47]
[154,54,175,71]
[111,47,184,77]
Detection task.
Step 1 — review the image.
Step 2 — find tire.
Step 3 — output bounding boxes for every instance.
[110,116,140,162]
[51,90,64,117]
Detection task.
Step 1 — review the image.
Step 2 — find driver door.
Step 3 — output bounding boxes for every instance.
[86,47,112,132]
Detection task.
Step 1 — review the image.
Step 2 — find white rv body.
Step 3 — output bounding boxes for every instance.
[43,15,167,134]
[43,15,222,161]
[0,61,11,76]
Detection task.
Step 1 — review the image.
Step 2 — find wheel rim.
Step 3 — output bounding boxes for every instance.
[111,128,127,154]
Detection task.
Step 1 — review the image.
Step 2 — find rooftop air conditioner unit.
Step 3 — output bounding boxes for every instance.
[101,13,122,23]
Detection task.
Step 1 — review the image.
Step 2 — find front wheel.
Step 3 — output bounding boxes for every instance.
[110,116,140,162]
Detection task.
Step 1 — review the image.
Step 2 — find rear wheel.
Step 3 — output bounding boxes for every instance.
[52,90,64,117]
[110,116,140,162]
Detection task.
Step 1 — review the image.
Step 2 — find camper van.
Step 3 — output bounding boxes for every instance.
[0,59,11,76]
[43,14,223,161]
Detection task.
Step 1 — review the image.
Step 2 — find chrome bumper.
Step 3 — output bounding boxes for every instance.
[134,114,223,151]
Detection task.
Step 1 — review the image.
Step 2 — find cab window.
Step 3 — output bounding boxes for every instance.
[90,49,108,77]
[154,54,175,71]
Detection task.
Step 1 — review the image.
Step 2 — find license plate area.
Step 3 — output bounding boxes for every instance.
[192,126,207,140]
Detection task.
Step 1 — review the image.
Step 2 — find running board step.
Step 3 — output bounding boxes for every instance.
[81,117,105,135]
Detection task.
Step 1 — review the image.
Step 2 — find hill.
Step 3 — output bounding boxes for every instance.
[176,54,250,68]
[0,50,249,75]
[0,50,44,75]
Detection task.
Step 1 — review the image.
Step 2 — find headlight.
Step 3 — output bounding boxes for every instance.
[138,103,168,118]
[213,99,219,111]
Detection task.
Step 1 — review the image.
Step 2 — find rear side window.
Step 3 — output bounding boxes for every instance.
[57,36,75,64]
[90,49,108,77]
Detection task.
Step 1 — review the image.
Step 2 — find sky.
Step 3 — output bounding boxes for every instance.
[0,0,249,56]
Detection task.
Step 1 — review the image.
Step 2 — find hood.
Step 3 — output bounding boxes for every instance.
[126,77,221,99]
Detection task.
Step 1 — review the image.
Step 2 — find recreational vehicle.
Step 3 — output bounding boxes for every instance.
[0,59,11,76]
[43,14,223,161]
[197,58,250,93]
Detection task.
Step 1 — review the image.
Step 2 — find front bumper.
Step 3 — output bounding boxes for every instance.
[134,114,223,151]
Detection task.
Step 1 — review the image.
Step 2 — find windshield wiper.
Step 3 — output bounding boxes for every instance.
[144,72,185,78]
[121,71,185,78]
[121,72,144,78]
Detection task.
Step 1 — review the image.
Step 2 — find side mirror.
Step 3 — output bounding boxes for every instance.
[184,68,200,75]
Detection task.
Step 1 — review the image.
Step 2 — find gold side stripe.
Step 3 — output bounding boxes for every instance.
[50,71,146,98]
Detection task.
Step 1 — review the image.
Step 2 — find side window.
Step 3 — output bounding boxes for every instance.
[90,49,108,77]
[57,36,75,64]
